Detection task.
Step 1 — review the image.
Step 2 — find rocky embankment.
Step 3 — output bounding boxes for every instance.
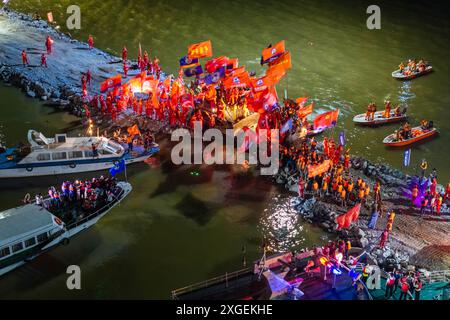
[0,8,130,117]
[274,157,450,271]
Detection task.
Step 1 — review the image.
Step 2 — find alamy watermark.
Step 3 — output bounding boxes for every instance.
[366,5,381,29]
[171,122,280,175]
[66,5,81,30]
[66,265,81,290]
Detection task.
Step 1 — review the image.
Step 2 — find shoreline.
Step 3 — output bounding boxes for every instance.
[1,8,449,273]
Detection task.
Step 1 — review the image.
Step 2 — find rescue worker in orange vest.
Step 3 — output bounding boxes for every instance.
[436,194,443,214]
[347,180,354,200]
[358,188,365,204]
[341,188,347,207]
[312,179,319,197]
[365,185,371,199]
[411,184,419,204]
[420,159,428,178]
[321,178,328,198]
[344,151,350,171]
[383,100,391,118]
[388,211,395,225]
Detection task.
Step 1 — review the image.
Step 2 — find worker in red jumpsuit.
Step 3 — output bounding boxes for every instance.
[122,46,127,61]
[40,54,47,67]
[379,229,389,248]
[88,35,94,49]
[298,177,305,198]
[45,35,53,54]
[21,49,29,66]
[81,75,87,97]
[123,61,129,77]
[86,69,92,86]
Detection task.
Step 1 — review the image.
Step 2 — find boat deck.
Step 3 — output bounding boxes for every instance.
[172,262,372,300]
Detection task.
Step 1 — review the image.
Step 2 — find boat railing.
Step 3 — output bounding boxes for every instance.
[65,188,125,230]
[171,267,253,300]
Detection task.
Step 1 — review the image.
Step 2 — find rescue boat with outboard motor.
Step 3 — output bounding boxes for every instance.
[383,126,438,147]
[353,110,407,126]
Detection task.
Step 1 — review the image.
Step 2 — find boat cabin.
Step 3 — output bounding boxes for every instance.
[0,205,65,268]
[16,130,124,165]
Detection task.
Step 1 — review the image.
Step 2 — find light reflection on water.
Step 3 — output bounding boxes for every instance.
[258,195,306,253]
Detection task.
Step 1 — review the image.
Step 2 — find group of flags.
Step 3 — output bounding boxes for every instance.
[335,204,361,230]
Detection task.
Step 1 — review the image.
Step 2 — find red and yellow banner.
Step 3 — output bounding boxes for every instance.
[188,40,213,59]
[307,159,332,178]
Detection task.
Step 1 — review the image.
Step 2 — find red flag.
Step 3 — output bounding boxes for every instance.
[188,40,213,59]
[296,96,308,106]
[250,76,273,93]
[223,72,250,88]
[268,51,292,71]
[205,56,229,73]
[297,103,314,118]
[227,66,246,77]
[336,214,347,231]
[266,63,286,84]
[100,74,122,93]
[261,40,285,63]
[142,77,158,94]
[336,204,361,230]
[226,58,239,70]
[313,109,340,129]
[350,203,361,222]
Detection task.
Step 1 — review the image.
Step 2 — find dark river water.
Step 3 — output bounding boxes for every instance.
[0,0,449,298]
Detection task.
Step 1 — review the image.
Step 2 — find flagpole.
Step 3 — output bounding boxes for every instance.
[124,159,128,182]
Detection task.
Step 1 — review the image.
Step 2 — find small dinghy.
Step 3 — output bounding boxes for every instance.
[392,65,433,80]
[353,111,407,126]
[383,126,438,147]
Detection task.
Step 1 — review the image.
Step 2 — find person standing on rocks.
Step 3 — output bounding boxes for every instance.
[123,61,129,77]
[420,159,428,179]
[86,69,92,86]
[368,204,379,229]
[40,53,47,68]
[399,277,410,300]
[122,46,127,61]
[88,35,94,49]
[21,49,29,66]
[45,35,53,54]
[385,271,395,299]
[379,229,389,248]
[81,75,87,98]
[413,276,422,300]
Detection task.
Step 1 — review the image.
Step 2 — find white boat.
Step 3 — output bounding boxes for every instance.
[391,65,433,80]
[353,110,407,126]
[0,130,159,178]
[0,181,132,277]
